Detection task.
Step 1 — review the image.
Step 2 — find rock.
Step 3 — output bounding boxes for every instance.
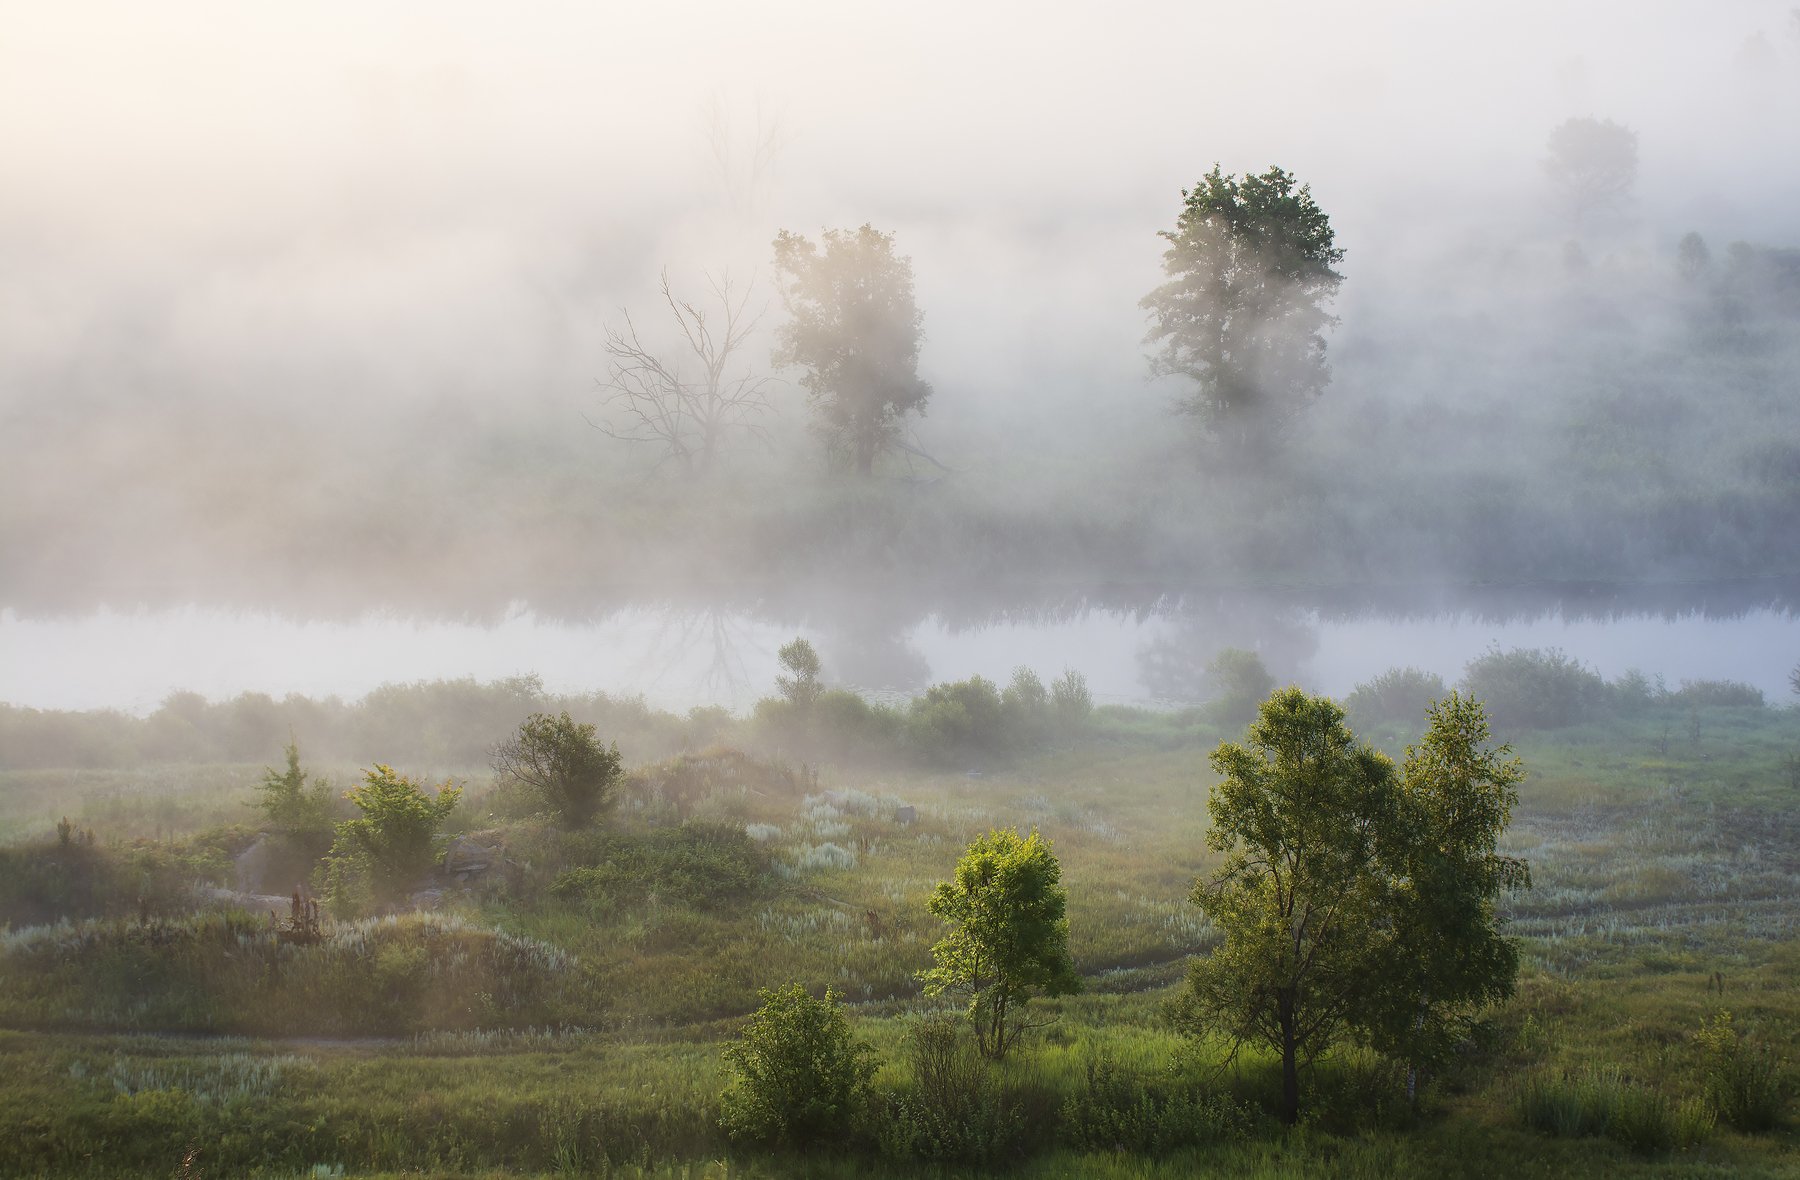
[443,835,500,877]
[410,888,445,911]
[894,805,917,825]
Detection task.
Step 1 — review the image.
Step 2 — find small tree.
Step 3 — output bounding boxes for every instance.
[1050,668,1092,727]
[771,224,932,474]
[492,712,623,829]
[1182,689,1398,1124]
[1205,648,1277,724]
[1141,165,1345,450]
[922,828,1081,1059]
[775,638,824,709]
[323,765,461,912]
[720,984,876,1146]
[255,739,333,840]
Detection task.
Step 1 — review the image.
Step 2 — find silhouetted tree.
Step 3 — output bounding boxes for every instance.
[1544,117,1638,230]
[771,225,931,474]
[1141,165,1344,451]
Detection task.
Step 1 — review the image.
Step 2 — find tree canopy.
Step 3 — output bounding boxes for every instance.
[492,712,623,829]
[921,827,1081,1058]
[1182,687,1527,1123]
[1543,116,1638,230]
[1141,165,1344,449]
[771,225,931,474]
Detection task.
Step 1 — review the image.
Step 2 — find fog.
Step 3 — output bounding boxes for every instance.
[4,1,1800,709]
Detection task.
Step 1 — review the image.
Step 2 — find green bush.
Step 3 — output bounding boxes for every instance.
[550,822,769,913]
[322,765,461,914]
[1671,680,1766,709]
[1059,1053,1249,1154]
[875,1015,1022,1166]
[1051,668,1093,727]
[719,984,875,1147]
[1695,1010,1787,1132]
[908,676,1007,762]
[1515,1067,1711,1152]
[1205,648,1276,725]
[1462,647,1607,730]
[1343,666,1449,728]
[492,712,624,829]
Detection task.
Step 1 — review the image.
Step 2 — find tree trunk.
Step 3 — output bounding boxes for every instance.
[1279,994,1300,1126]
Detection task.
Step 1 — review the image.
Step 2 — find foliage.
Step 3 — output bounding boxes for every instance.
[1051,668,1093,727]
[1141,164,1344,447]
[493,711,624,829]
[774,638,823,709]
[0,833,231,928]
[1515,1067,1711,1152]
[1461,647,1606,730]
[254,740,334,841]
[922,828,1081,1058]
[771,225,932,474]
[1205,648,1277,724]
[908,675,1007,761]
[719,984,875,1146]
[1343,667,1449,729]
[874,1015,1023,1165]
[1543,116,1638,229]
[1671,679,1765,709]
[1182,688,1399,1124]
[1364,694,1530,1072]
[322,765,461,913]
[1059,1054,1250,1154]
[1694,1010,1787,1132]
[549,822,769,914]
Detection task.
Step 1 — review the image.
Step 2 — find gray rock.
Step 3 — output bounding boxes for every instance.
[894,805,917,825]
[235,836,276,894]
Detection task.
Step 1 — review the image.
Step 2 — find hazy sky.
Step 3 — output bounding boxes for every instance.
[4,2,1796,425]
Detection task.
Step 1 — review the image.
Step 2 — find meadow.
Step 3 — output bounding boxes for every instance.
[0,664,1795,1177]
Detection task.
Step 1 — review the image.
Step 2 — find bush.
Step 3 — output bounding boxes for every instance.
[549,822,769,913]
[1671,680,1765,709]
[1206,648,1276,725]
[1060,1054,1249,1154]
[1609,668,1666,717]
[720,984,875,1147]
[1343,666,1449,728]
[908,676,1007,762]
[1462,647,1607,730]
[1051,668,1092,728]
[1695,1010,1787,1132]
[1515,1067,1711,1152]
[322,766,461,914]
[492,712,623,829]
[875,1015,1022,1165]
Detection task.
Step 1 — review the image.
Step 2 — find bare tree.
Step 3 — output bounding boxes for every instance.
[704,91,789,215]
[590,271,774,474]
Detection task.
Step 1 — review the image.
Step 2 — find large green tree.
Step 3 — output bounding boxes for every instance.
[771,225,931,474]
[922,828,1081,1059]
[1141,166,1344,450]
[1183,688,1528,1123]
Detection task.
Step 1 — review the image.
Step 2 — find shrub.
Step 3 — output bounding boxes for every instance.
[1060,1054,1249,1154]
[1205,648,1276,724]
[1671,680,1765,709]
[1343,666,1449,728]
[875,1016,1022,1165]
[322,766,461,914]
[908,676,1007,762]
[1462,647,1607,730]
[1695,1010,1787,1132]
[549,822,769,913]
[1609,668,1666,717]
[720,984,875,1147]
[492,712,623,829]
[1051,669,1093,728]
[255,741,334,840]
[1002,667,1052,746]
[1515,1067,1711,1152]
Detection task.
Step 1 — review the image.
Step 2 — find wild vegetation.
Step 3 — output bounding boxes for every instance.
[0,648,1795,1176]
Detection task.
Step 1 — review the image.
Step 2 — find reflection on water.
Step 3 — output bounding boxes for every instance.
[3,581,1799,715]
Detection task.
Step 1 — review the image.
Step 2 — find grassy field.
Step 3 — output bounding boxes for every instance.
[0,699,1796,1177]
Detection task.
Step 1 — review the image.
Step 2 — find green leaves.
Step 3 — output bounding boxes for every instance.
[922,828,1081,1059]
[492,711,623,830]
[720,984,876,1146]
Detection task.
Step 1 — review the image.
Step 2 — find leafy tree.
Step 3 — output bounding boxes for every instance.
[1677,232,1712,283]
[922,828,1081,1059]
[720,983,876,1146]
[1544,117,1638,230]
[1050,668,1093,728]
[254,739,333,840]
[1182,689,1398,1124]
[771,224,932,474]
[492,711,623,829]
[1141,165,1345,449]
[1343,666,1451,729]
[323,765,461,912]
[775,638,824,709]
[1367,693,1529,1097]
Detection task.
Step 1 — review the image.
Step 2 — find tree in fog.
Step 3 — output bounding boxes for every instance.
[1141,165,1344,450]
[492,711,623,829]
[775,637,823,708]
[1543,117,1638,230]
[592,270,773,474]
[1677,232,1712,282]
[771,225,931,474]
